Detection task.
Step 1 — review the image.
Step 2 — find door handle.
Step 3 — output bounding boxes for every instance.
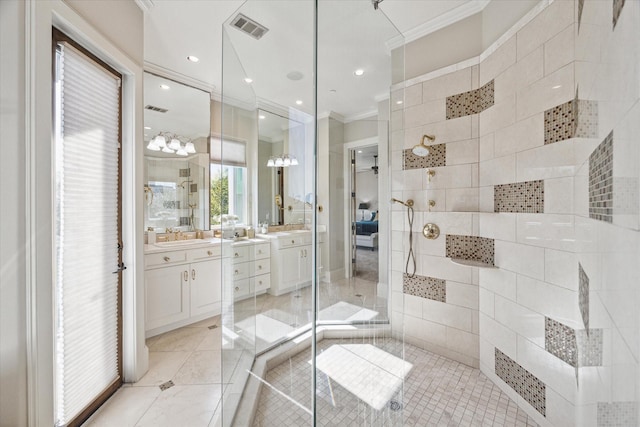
[183,271,188,281]
[112,262,127,274]
[192,269,196,280]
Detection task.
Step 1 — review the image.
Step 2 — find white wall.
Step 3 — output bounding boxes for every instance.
[0,1,28,425]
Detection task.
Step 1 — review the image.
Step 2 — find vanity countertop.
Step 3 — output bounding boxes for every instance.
[144,237,226,254]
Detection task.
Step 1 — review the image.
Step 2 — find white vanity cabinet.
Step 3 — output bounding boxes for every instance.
[264,231,322,296]
[144,242,226,337]
[230,240,271,300]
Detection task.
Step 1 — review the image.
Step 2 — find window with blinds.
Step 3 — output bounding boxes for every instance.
[53,32,122,426]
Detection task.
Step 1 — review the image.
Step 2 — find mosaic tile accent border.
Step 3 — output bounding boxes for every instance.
[544,99,577,145]
[445,234,494,266]
[446,80,495,119]
[544,97,598,144]
[589,131,614,223]
[579,263,590,331]
[495,348,546,416]
[613,0,626,29]
[494,180,544,213]
[545,317,578,367]
[576,99,599,138]
[576,329,603,367]
[402,143,446,170]
[613,177,640,215]
[403,274,446,302]
[598,401,638,426]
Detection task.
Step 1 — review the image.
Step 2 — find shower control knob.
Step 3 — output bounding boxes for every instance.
[422,223,440,240]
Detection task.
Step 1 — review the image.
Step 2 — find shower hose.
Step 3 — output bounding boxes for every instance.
[405,204,416,278]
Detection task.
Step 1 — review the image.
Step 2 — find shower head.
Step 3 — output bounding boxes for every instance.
[411,134,435,157]
[391,198,414,207]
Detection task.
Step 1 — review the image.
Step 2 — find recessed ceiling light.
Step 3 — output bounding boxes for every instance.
[357,150,362,153]
[354,69,364,76]
[295,100,303,105]
[552,85,562,89]
[144,126,151,130]
[160,84,170,90]
[244,77,253,84]
[287,71,304,81]
[186,55,199,63]
[259,115,266,120]
[396,100,403,105]
[329,89,337,94]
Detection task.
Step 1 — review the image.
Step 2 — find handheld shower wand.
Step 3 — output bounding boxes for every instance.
[391,198,417,277]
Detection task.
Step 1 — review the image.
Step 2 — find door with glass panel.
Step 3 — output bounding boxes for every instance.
[52,29,123,427]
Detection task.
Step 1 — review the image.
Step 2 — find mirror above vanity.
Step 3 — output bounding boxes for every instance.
[143,73,211,233]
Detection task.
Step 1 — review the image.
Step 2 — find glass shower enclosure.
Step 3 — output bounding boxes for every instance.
[218,1,406,425]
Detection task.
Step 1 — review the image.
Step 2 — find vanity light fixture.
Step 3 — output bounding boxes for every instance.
[266,154,298,167]
[186,55,200,63]
[146,132,195,156]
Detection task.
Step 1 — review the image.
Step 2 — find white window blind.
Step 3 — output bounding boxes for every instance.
[54,41,121,426]
[210,137,246,167]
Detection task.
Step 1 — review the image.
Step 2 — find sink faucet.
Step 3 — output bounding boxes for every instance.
[174,230,182,241]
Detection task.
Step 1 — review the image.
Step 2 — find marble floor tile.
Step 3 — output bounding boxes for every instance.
[135,385,221,427]
[85,385,160,427]
[173,351,222,385]
[147,326,209,352]
[197,327,222,351]
[133,351,191,387]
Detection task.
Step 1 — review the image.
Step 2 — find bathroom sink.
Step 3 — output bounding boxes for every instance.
[286,229,310,234]
[153,240,209,248]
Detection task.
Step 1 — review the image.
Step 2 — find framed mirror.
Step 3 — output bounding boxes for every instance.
[143,72,211,232]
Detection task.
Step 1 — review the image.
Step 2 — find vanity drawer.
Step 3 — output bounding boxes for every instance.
[231,246,250,264]
[190,245,222,261]
[253,243,270,260]
[252,258,271,276]
[233,279,250,299]
[275,236,303,249]
[252,274,271,293]
[231,261,250,280]
[145,251,187,269]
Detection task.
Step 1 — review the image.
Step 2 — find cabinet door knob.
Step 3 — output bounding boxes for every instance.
[234,252,239,257]
[163,256,170,262]
[234,270,239,275]
[183,271,188,281]
[258,281,262,285]
[291,240,295,244]
[235,286,240,291]
[207,250,213,256]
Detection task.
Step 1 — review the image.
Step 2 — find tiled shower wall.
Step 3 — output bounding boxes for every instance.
[390,0,640,425]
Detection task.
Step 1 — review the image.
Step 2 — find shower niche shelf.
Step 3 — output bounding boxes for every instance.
[449,258,497,269]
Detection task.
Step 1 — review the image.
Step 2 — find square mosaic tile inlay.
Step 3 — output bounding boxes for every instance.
[576,99,599,138]
[544,99,577,145]
[597,401,638,426]
[446,80,495,119]
[494,180,544,213]
[576,328,603,367]
[403,273,446,302]
[402,143,446,170]
[579,263,590,331]
[545,317,578,367]
[495,348,546,417]
[589,131,614,223]
[446,234,495,266]
[613,177,640,215]
[613,0,626,29]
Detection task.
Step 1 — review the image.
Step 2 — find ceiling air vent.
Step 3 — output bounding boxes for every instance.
[145,105,168,113]
[231,13,269,40]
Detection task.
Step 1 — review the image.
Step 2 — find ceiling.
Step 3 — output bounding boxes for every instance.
[142,0,473,121]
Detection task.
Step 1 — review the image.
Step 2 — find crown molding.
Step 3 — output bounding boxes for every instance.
[344,109,378,123]
[385,0,491,51]
[144,61,215,94]
[134,0,155,13]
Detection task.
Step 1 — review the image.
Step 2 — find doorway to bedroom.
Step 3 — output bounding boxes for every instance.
[350,145,379,284]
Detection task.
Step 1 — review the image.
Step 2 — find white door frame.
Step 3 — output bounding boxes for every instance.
[342,137,378,278]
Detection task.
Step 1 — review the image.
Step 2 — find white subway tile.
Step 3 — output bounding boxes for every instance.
[516,213,576,252]
[516,0,575,61]
[391,110,404,131]
[446,327,479,358]
[405,83,423,108]
[479,154,517,186]
[515,46,544,91]
[516,63,574,121]
[547,388,579,427]
[404,316,447,348]
[495,240,545,280]
[479,93,516,136]
[418,212,474,236]
[403,294,422,318]
[493,113,544,158]
[479,288,495,318]
[445,138,479,166]
[446,281,478,309]
[480,36,517,85]
[479,133,494,161]
[422,299,472,332]
[446,188,479,212]
[391,89,404,111]
[426,116,473,144]
[479,212,517,242]
[420,254,472,284]
[416,230,445,257]
[516,139,576,181]
[544,24,575,76]
[402,168,424,191]
[404,99,444,128]
[544,176,574,214]
[516,275,582,326]
[479,312,517,359]
[391,290,403,312]
[422,67,472,102]
[479,267,517,301]
[479,186,494,212]
[494,295,545,347]
[424,164,472,189]
[544,249,578,291]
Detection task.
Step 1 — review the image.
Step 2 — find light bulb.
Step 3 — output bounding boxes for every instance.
[283,156,291,167]
[185,142,196,154]
[176,148,188,156]
[266,158,275,167]
[162,146,174,154]
[154,135,167,148]
[146,141,160,151]
[290,156,298,166]
[275,157,284,167]
[169,138,181,150]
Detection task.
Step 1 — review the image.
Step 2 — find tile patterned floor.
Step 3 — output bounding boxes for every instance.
[253,338,539,427]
